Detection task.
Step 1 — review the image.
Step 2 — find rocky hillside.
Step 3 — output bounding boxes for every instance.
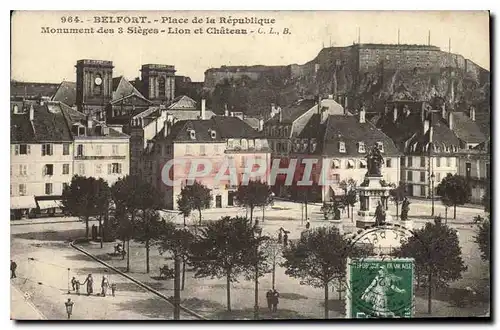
[204,45,490,118]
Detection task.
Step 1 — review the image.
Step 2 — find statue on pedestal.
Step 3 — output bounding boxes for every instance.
[366,145,384,177]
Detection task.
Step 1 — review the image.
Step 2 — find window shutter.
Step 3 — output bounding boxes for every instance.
[42,165,46,176]
[118,163,122,174]
[27,145,31,154]
[108,164,112,174]
[15,145,19,155]
[42,144,45,156]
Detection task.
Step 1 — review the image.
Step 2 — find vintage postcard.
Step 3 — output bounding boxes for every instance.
[10,10,490,320]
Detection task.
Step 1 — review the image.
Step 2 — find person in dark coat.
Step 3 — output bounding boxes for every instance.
[283,232,288,248]
[374,201,386,226]
[401,197,410,221]
[10,260,17,279]
[272,289,280,312]
[82,274,94,296]
[305,219,310,229]
[278,229,283,244]
[266,289,273,312]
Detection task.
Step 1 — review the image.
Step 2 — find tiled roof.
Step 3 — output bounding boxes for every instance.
[112,76,148,102]
[11,103,72,143]
[51,81,76,106]
[242,117,261,130]
[449,112,486,144]
[59,103,129,139]
[267,99,316,123]
[11,81,59,99]
[211,116,263,139]
[158,120,225,143]
[168,95,198,110]
[405,113,461,153]
[376,111,423,148]
[472,112,490,139]
[322,115,401,157]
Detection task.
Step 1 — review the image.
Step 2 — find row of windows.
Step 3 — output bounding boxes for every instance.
[75,163,123,175]
[330,158,393,170]
[184,144,222,156]
[265,125,290,138]
[13,143,122,157]
[12,182,68,196]
[14,143,71,156]
[337,141,385,154]
[402,156,456,168]
[12,164,71,176]
[406,171,444,183]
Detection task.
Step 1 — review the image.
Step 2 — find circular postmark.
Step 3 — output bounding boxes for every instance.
[342,223,420,319]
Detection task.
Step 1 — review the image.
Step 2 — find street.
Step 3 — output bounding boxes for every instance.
[10,199,490,319]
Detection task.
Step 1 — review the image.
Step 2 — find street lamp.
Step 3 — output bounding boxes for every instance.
[253,224,263,320]
[64,298,74,320]
[67,268,70,294]
[430,173,435,217]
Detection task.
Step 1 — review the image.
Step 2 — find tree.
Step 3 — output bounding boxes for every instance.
[394,222,467,314]
[188,216,260,311]
[93,178,112,248]
[177,193,192,227]
[178,181,212,225]
[282,227,370,319]
[436,174,471,219]
[235,180,272,224]
[339,179,357,219]
[261,238,283,290]
[390,182,407,220]
[61,175,104,239]
[440,195,454,224]
[482,183,491,213]
[111,175,155,272]
[134,210,164,273]
[156,220,195,290]
[109,205,133,261]
[474,216,490,262]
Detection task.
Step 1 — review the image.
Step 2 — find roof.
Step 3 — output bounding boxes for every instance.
[405,113,461,153]
[449,112,486,144]
[11,103,72,143]
[376,111,424,148]
[156,119,225,143]
[268,99,316,123]
[112,76,148,102]
[322,115,401,157]
[51,81,76,106]
[242,117,261,130]
[168,95,198,110]
[474,112,490,137]
[11,81,59,99]
[59,103,129,139]
[211,116,263,139]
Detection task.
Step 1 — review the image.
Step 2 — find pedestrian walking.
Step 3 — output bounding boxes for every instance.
[74,279,81,295]
[266,289,273,312]
[305,219,311,229]
[10,260,17,279]
[101,275,109,297]
[283,232,288,248]
[71,277,77,291]
[82,274,93,296]
[272,289,280,312]
[111,283,117,297]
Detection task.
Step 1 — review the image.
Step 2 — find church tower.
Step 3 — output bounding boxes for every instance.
[75,59,113,120]
[140,64,176,105]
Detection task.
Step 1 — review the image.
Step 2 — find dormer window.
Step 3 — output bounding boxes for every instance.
[339,141,346,153]
[210,130,216,139]
[189,129,196,140]
[228,139,234,149]
[376,142,384,152]
[358,142,366,153]
[248,139,255,149]
[78,126,86,136]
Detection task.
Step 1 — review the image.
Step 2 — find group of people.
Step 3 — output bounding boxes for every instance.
[266,289,280,312]
[71,274,116,297]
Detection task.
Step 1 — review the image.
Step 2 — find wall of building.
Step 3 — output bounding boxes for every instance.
[11,142,74,198]
[73,138,130,186]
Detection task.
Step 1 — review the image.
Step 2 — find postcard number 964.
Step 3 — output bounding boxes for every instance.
[61,16,82,23]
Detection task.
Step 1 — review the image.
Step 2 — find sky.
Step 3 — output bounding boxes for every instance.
[11,11,490,83]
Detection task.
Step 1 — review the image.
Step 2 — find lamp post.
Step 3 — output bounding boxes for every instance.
[253,225,262,320]
[64,298,74,320]
[430,173,435,217]
[67,268,70,294]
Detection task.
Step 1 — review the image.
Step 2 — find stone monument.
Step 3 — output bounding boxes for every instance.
[356,145,392,228]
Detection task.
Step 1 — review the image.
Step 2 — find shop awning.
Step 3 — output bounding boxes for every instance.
[37,199,62,210]
[11,196,36,209]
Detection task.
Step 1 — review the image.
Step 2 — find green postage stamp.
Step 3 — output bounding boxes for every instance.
[346,258,415,318]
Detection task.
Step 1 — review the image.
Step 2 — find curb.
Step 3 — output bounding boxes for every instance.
[70,242,207,320]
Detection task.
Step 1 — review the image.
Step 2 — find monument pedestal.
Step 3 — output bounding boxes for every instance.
[356,175,391,229]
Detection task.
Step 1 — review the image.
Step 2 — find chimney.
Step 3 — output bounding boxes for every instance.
[279,107,282,123]
[200,99,206,120]
[86,115,93,129]
[448,112,453,130]
[423,119,430,135]
[29,105,34,121]
[441,103,446,119]
[224,104,229,117]
[359,107,366,123]
[421,103,426,122]
[328,94,333,99]
[164,120,171,137]
[344,96,348,110]
[429,126,434,143]
[469,106,476,121]
[393,106,398,123]
[258,119,264,132]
